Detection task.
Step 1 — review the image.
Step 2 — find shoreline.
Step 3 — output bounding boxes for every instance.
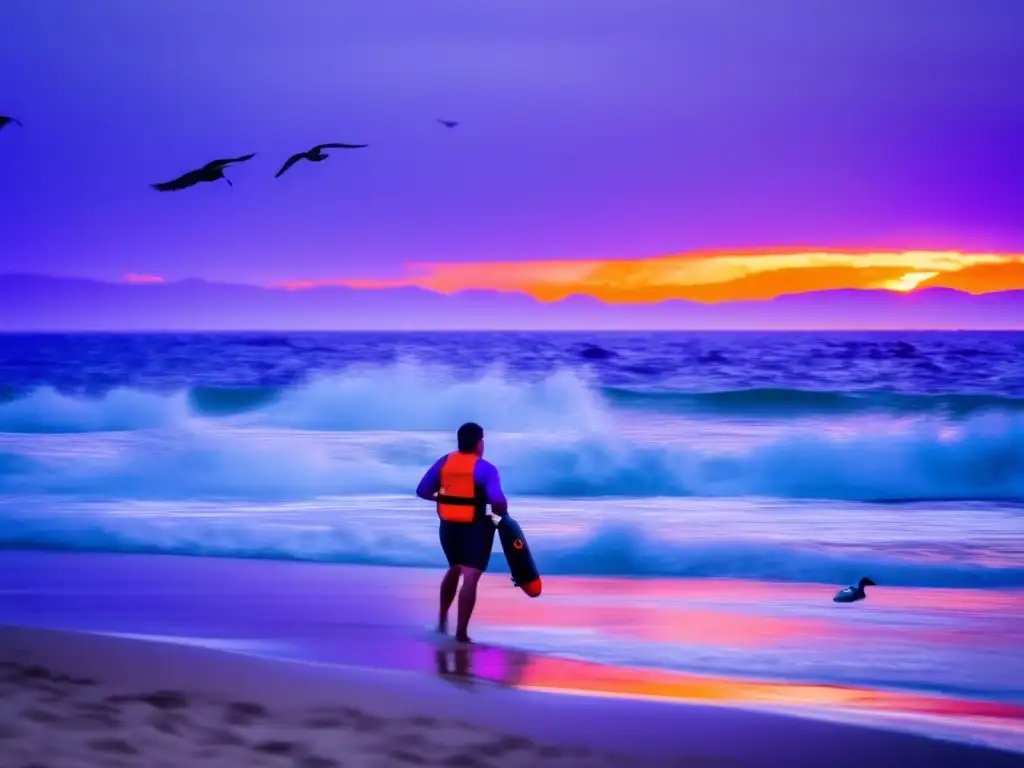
[3,549,1024,765]
[3,625,1024,767]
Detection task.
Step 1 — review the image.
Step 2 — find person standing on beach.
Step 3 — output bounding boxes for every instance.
[416,422,509,644]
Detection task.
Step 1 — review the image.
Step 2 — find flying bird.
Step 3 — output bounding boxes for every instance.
[151,154,256,192]
[274,143,368,179]
[437,119,459,128]
[0,116,23,131]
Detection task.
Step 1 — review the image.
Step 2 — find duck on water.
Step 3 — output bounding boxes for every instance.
[833,577,876,603]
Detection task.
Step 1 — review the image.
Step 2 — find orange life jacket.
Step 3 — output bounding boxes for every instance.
[437,451,485,523]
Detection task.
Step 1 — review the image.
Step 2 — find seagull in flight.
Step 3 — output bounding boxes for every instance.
[437,119,459,129]
[0,116,23,131]
[274,142,368,179]
[151,154,257,192]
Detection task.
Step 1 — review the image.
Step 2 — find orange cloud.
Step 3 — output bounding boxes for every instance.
[124,273,165,284]
[275,249,1024,303]
[918,260,1024,293]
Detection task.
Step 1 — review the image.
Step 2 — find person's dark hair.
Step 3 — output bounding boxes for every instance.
[456,422,484,453]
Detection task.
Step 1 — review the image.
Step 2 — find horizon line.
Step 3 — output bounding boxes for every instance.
[4,270,1024,307]
[3,327,1023,334]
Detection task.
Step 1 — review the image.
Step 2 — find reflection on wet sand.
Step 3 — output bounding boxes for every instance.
[417,636,1024,747]
[474,576,1024,690]
[4,552,1022,752]
[433,645,531,690]
[515,654,1024,724]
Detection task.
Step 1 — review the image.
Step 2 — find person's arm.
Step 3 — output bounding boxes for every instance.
[415,457,446,501]
[482,464,509,518]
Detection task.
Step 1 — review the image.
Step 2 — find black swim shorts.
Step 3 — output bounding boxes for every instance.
[439,519,496,572]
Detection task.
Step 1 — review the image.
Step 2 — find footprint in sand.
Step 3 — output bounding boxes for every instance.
[150,710,187,735]
[254,740,297,755]
[108,689,189,710]
[199,726,246,747]
[20,708,60,724]
[297,757,340,768]
[224,700,269,726]
[88,737,139,755]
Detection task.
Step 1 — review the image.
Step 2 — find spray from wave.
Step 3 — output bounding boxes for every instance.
[0,365,608,433]
[0,387,188,433]
[603,387,1024,418]
[250,364,608,431]
[1,414,1022,503]
[1,502,1021,588]
[1,363,1021,504]
[3,362,1024,435]
[500,416,1024,502]
[3,354,1021,587]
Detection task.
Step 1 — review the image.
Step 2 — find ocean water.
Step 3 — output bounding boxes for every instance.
[2,331,1024,728]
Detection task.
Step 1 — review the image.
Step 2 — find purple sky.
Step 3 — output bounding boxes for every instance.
[1,0,1023,286]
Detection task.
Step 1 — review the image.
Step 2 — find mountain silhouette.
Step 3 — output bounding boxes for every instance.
[1,274,1022,331]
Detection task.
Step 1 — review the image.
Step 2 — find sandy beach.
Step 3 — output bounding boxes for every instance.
[0,626,645,768]
[2,552,1024,767]
[2,624,1023,768]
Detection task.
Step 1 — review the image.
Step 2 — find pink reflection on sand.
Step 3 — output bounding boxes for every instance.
[420,639,1024,742]
[514,655,1024,724]
[476,598,831,647]
[909,620,1024,650]
[480,575,1024,613]
[474,574,1024,656]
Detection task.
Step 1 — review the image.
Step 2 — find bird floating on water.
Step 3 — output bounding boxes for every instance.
[437,119,459,129]
[833,577,876,603]
[0,115,23,131]
[274,143,368,179]
[151,154,257,192]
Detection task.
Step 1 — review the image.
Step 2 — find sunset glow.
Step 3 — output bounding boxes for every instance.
[123,273,166,285]
[880,271,941,292]
[275,250,1024,304]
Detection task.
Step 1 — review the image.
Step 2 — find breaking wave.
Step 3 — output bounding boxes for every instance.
[3,363,1024,435]
[1,503,1021,588]
[0,414,1021,503]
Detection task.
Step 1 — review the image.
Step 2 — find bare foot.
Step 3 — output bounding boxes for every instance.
[437,618,448,634]
[454,634,473,645]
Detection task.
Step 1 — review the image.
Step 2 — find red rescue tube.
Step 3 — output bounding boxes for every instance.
[497,516,542,598]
